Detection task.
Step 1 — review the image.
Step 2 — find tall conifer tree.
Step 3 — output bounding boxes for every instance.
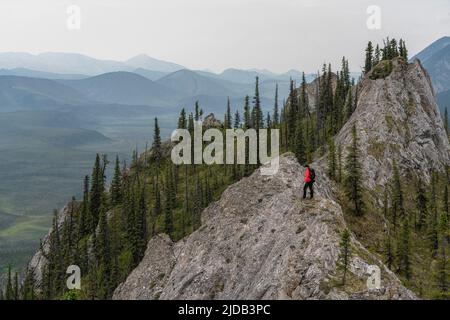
[111,155,122,206]
[343,124,364,216]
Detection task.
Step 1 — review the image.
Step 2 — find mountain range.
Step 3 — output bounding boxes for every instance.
[412,36,450,114]
[0,52,315,83]
[412,36,450,94]
[30,55,448,300]
[0,53,321,273]
[1,36,450,283]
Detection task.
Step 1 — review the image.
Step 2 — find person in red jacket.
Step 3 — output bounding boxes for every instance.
[303,165,315,199]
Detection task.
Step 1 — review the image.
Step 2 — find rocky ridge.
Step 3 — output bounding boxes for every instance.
[113,59,449,300]
[113,154,415,300]
[334,58,450,190]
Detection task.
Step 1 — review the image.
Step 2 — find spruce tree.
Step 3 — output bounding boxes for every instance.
[193,172,203,230]
[397,218,411,280]
[429,171,439,256]
[337,229,351,285]
[342,57,350,91]
[188,113,195,165]
[273,83,279,126]
[96,205,112,298]
[89,154,105,231]
[343,124,364,216]
[416,180,428,232]
[151,117,162,166]
[111,155,122,206]
[243,95,251,129]
[280,105,287,150]
[327,137,337,180]
[225,97,232,129]
[48,209,64,295]
[252,77,263,164]
[384,227,394,270]
[136,185,148,259]
[332,75,344,134]
[152,176,162,236]
[87,264,98,300]
[364,41,373,73]
[164,169,174,239]
[5,266,13,300]
[390,38,399,58]
[344,90,353,120]
[439,183,449,240]
[398,39,408,60]
[287,79,298,144]
[109,213,121,292]
[391,161,406,230]
[178,108,187,129]
[373,44,380,66]
[13,272,18,300]
[444,107,449,138]
[435,239,449,298]
[188,112,195,133]
[234,110,241,129]
[195,101,200,121]
[21,267,36,300]
[252,77,263,130]
[337,144,343,183]
[299,72,309,117]
[182,165,189,236]
[294,119,305,165]
[383,188,389,218]
[243,95,252,176]
[78,175,89,239]
[382,37,389,60]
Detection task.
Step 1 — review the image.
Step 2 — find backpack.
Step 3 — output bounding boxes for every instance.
[309,168,316,182]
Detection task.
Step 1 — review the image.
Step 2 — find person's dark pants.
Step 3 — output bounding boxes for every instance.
[303,181,314,199]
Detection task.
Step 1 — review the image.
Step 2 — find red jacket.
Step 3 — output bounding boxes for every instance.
[304,168,311,183]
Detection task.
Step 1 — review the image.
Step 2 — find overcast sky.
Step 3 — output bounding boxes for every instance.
[0,0,449,73]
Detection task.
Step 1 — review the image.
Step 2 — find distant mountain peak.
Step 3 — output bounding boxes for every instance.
[89,70,151,81]
[126,54,185,72]
[411,36,450,63]
[412,35,450,93]
[435,35,450,42]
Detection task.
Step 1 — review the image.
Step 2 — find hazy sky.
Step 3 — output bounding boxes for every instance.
[0,0,449,73]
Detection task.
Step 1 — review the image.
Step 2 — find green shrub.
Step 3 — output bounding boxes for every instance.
[370,60,393,80]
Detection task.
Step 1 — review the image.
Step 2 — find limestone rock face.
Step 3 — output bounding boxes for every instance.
[203,113,222,129]
[335,58,450,189]
[304,72,338,111]
[113,155,415,300]
[285,72,339,114]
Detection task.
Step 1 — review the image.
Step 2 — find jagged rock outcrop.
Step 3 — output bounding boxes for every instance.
[334,58,450,189]
[203,113,222,129]
[304,72,338,111]
[286,72,338,113]
[113,154,415,300]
